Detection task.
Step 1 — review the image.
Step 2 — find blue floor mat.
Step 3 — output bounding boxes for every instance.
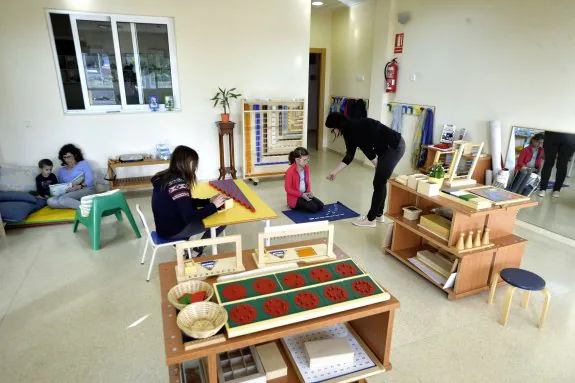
[282,201,360,224]
[547,181,569,188]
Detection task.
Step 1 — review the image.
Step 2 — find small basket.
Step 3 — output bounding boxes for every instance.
[167,280,214,310]
[403,206,422,221]
[177,302,228,339]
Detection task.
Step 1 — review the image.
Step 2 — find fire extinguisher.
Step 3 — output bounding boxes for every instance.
[385,58,398,93]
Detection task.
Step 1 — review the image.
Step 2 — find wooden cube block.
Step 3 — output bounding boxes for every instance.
[304,338,354,368]
[407,174,428,190]
[417,181,441,196]
[255,342,287,380]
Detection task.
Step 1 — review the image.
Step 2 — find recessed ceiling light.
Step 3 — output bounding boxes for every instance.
[312,1,324,6]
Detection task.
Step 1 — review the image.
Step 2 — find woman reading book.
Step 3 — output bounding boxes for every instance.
[47,144,95,209]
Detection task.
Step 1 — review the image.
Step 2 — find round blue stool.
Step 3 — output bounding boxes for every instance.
[488,268,550,328]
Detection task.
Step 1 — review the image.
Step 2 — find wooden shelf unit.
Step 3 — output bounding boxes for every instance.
[106,158,169,190]
[384,180,536,300]
[161,239,399,383]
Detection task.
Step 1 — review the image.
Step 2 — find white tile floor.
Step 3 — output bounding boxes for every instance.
[1,149,574,382]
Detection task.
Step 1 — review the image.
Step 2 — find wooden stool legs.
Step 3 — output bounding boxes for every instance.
[489,276,551,328]
[521,291,531,308]
[488,272,499,305]
[539,288,551,328]
[499,286,517,326]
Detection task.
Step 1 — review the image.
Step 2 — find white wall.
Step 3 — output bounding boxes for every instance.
[0,0,311,179]
[390,0,575,171]
[324,1,376,159]
[310,8,332,149]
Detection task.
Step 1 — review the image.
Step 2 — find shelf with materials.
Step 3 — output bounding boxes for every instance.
[384,180,536,300]
[161,239,399,383]
[106,158,169,190]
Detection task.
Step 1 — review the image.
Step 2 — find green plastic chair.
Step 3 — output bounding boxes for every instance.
[73,190,141,250]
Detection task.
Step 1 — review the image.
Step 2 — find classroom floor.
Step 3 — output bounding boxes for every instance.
[517,174,575,239]
[1,149,574,382]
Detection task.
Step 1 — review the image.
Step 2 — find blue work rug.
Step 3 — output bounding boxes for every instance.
[282,201,359,224]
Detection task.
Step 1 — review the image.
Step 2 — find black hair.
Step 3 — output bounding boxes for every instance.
[531,133,544,142]
[58,144,85,166]
[288,147,309,165]
[325,112,348,130]
[152,145,199,189]
[38,159,53,168]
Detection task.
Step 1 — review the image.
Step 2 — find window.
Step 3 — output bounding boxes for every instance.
[47,11,180,113]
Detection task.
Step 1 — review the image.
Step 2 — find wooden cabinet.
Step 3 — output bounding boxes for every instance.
[384,180,536,300]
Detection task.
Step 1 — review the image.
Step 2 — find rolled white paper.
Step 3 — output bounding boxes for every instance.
[485,169,493,185]
[490,120,503,177]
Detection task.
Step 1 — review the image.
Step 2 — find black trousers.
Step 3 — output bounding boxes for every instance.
[367,138,406,221]
[168,221,226,255]
[540,132,575,192]
[294,197,325,213]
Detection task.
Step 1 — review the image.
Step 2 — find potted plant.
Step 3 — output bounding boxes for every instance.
[211,87,241,123]
[428,162,445,184]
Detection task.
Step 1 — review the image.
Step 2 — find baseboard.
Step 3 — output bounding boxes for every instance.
[516,220,575,249]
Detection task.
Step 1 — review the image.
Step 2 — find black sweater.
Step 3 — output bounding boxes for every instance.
[340,118,402,165]
[151,174,217,238]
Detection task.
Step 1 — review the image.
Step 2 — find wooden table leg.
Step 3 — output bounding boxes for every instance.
[349,309,396,370]
[208,353,218,382]
[228,130,237,179]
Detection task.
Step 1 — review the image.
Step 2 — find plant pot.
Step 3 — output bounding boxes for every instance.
[428,176,444,186]
[221,113,230,123]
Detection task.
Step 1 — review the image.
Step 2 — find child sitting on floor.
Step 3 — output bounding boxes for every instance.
[35,159,58,199]
[284,147,324,213]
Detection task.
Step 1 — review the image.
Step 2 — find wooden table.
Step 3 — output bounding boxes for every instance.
[159,239,399,383]
[193,179,278,254]
[107,158,169,190]
[384,180,537,300]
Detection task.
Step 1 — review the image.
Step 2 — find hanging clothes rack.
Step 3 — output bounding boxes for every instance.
[386,102,434,116]
[331,96,370,110]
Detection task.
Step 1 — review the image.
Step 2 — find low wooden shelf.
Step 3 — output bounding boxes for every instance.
[160,239,399,383]
[106,158,169,190]
[384,180,536,300]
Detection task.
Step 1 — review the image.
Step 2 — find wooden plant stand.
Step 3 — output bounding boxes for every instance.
[106,158,169,190]
[217,121,237,180]
[384,180,537,300]
[160,239,399,383]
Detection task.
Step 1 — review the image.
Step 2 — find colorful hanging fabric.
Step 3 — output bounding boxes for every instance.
[417,108,435,168]
[410,109,427,170]
[391,105,403,133]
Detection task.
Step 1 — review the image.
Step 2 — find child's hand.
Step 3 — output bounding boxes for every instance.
[210,194,223,203]
[305,192,314,199]
[302,193,311,201]
[36,195,46,200]
[211,194,227,208]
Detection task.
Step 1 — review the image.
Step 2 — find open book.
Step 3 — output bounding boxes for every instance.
[49,173,85,197]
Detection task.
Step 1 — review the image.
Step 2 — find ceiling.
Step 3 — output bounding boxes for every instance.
[312,0,368,10]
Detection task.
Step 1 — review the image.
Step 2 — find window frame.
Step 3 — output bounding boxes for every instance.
[46,9,181,115]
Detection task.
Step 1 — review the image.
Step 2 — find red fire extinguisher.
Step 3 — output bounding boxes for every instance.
[385,58,398,93]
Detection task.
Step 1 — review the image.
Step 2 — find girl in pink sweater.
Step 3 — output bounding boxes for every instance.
[284,147,324,213]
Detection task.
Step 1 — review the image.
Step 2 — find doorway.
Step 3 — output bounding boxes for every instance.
[308,48,326,151]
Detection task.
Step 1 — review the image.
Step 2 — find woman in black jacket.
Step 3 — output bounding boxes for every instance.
[325,112,405,228]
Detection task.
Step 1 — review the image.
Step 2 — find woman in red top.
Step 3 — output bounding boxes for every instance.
[284,147,324,213]
[515,133,544,172]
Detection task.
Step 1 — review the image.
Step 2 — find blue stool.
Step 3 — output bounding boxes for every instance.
[488,268,551,328]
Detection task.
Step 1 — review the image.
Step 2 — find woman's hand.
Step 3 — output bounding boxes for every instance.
[326,173,337,181]
[211,194,227,208]
[66,184,83,192]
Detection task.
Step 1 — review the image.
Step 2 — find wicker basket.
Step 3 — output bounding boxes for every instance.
[167,280,214,310]
[177,302,228,339]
